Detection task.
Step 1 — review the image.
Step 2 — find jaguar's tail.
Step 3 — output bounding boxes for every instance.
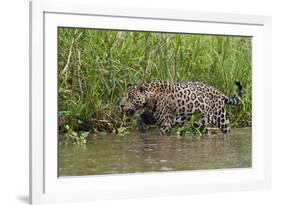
[225,80,242,106]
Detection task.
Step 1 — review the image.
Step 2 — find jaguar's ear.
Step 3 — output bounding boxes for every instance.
[138,84,145,93]
[127,83,133,88]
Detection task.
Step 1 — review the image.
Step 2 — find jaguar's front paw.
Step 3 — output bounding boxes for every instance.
[159,125,171,135]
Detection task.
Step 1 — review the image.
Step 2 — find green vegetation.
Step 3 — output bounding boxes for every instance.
[58,27,252,142]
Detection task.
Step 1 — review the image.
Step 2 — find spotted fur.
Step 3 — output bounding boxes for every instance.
[119,80,242,134]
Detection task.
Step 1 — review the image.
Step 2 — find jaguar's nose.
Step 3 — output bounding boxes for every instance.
[119,104,125,112]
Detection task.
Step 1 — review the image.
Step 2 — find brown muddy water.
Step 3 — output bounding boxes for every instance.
[58,128,251,176]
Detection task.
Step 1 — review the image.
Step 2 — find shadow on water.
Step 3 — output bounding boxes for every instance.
[59,128,251,176]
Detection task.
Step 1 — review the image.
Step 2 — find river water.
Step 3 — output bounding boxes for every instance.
[59,128,251,176]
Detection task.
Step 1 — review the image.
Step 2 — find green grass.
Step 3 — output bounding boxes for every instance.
[58,27,252,138]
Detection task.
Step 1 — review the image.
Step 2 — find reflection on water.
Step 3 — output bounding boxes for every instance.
[59,128,251,176]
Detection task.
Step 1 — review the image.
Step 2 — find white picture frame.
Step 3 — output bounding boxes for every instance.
[29,0,272,204]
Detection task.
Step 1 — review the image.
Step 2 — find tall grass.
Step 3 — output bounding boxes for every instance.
[58,27,252,135]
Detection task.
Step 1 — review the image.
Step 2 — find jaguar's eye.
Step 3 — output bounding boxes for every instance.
[128,94,133,99]
[128,94,136,101]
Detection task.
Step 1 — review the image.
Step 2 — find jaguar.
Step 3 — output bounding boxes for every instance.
[118,80,242,134]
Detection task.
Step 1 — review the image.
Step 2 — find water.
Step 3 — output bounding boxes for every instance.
[59,128,251,176]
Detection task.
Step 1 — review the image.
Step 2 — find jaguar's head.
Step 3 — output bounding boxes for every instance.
[118,84,146,117]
